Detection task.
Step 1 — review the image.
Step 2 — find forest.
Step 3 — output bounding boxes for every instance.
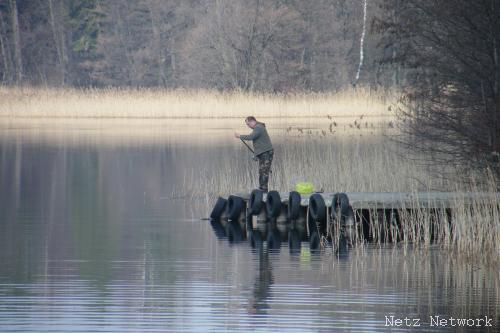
[0,0,396,90]
[0,0,499,178]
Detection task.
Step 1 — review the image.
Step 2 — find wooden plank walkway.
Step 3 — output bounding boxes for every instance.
[232,192,499,210]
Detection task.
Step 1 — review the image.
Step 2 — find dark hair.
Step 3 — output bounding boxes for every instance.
[245,116,257,122]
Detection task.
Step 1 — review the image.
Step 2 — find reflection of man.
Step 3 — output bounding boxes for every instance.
[234,116,274,192]
[247,246,273,315]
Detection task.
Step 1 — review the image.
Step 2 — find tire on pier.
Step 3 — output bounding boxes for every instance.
[226,195,244,221]
[266,191,281,218]
[249,189,264,215]
[210,197,227,220]
[309,193,326,222]
[288,191,301,221]
[331,192,350,220]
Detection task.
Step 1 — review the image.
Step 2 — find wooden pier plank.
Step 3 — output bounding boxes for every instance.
[232,191,499,210]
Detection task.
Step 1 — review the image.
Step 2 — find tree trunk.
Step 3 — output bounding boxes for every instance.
[170,37,176,81]
[0,11,9,83]
[48,0,66,85]
[147,2,166,86]
[9,0,22,84]
[492,0,499,152]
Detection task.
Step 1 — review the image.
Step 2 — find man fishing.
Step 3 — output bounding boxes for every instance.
[234,116,274,192]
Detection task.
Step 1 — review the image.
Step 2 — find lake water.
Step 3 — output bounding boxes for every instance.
[0,120,498,332]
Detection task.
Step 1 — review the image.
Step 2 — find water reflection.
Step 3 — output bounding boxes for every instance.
[0,134,498,332]
[248,242,274,316]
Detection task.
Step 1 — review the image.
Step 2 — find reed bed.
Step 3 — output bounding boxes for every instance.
[185,131,498,264]
[0,86,393,118]
[322,246,499,320]
[1,86,497,263]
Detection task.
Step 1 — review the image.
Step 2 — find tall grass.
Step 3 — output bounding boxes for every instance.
[182,132,498,264]
[0,86,393,118]
[1,87,497,263]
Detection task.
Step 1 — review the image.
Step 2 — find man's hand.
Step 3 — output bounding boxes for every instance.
[234,132,240,139]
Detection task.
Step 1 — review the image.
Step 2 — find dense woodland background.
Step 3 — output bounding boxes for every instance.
[0,0,399,90]
[0,0,499,179]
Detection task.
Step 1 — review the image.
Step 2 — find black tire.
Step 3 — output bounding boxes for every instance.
[309,193,326,221]
[226,195,244,221]
[331,192,350,219]
[210,197,227,220]
[288,229,301,253]
[309,231,320,250]
[245,210,253,231]
[288,191,301,220]
[249,189,264,215]
[266,191,281,218]
[267,229,282,250]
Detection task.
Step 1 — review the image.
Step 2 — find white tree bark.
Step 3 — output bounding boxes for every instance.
[354,0,367,85]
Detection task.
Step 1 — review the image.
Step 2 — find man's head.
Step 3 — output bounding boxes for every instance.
[245,116,257,129]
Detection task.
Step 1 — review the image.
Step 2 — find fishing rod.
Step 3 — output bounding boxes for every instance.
[240,138,259,161]
[240,138,254,154]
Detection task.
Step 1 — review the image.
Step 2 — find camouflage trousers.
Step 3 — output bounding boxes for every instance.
[257,150,274,192]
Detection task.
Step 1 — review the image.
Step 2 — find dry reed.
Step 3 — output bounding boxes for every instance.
[1,87,497,263]
[0,86,393,118]
[182,131,498,264]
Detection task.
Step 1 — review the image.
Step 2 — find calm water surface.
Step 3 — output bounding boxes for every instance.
[0,122,498,332]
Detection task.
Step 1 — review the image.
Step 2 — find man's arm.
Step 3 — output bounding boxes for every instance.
[239,125,262,141]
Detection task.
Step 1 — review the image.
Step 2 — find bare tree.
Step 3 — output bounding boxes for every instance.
[378,0,500,180]
[48,0,67,85]
[353,0,367,86]
[9,0,22,83]
[0,7,13,83]
[182,0,305,91]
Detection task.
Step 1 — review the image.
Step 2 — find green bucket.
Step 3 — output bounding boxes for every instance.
[295,182,314,195]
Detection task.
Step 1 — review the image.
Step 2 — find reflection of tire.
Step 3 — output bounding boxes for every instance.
[266,191,281,218]
[249,189,264,215]
[267,229,282,250]
[309,194,326,221]
[249,230,263,248]
[226,221,243,243]
[337,230,348,256]
[227,195,244,221]
[210,220,226,239]
[310,231,320,250]
[288,191,301,220]
[331,192,349,219]
[288,229,301,252]
[210,197,227,220]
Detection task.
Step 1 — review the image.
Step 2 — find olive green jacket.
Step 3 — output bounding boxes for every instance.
[240,122,273,156]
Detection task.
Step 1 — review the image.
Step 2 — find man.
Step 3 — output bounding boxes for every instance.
[234,116,274,192]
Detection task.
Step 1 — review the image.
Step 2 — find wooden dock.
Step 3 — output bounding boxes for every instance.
[209,190,499,250]
[232,191,499,209]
